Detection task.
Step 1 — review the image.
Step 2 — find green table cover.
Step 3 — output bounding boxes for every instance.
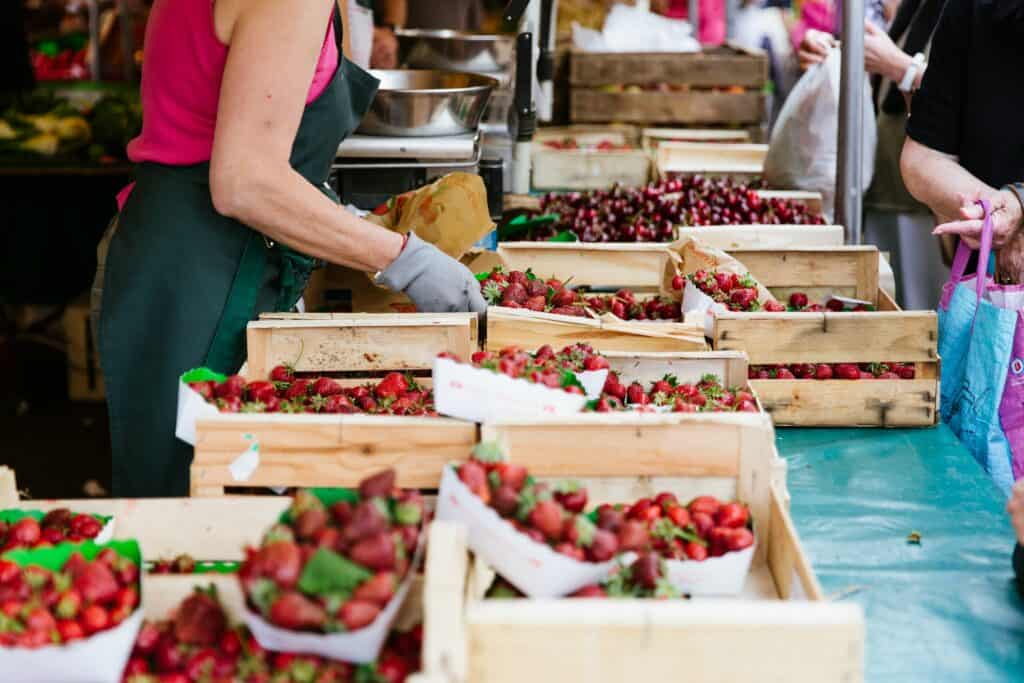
[776,425,1024,682]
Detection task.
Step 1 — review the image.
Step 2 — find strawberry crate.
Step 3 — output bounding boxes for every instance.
[424,426,865,683]
[640,127,752,156]
[532,125,651,191]
[655,141,767,180]
[188,314,480,496]
[569,46,768,126]
[689,246,939,427]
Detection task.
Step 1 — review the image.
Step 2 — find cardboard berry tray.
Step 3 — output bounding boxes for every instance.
[667,247,940,427]
[188,314,479,496]
[424,429,866,683]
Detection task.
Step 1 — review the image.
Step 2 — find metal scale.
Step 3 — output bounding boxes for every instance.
[332,0,557,218]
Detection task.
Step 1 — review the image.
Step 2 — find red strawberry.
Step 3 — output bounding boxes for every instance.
[834,363,860,380]
[54,589,82,619]
[583,355,610,371]
[596,506,624,532]
[457,461,490,504]
[342,501,388,543]
[877,371,900,380]
[716,502,749,529]
[214,375,247,399]
[188,381,215,400]
[666,504,690,528]
[8,518,40,547]
[555,488,588,514]
[691,512,714,537]
[56,619,85,642]
[555,541,585,561]
[501,282,529,306]
[764,300,786,312]
[270,365,294,383]
[826,298,846,312]
[494,462,527,491]
[73,561,118,603]
[587,529,619,562]
[776,367,795,379]
[269,592,327,630]
[551,288,577,308]
[219,628,242,657]
[896,364,916,379]
[284,378,312,399]
[79,604,110,635]
[184,648,218,681]
[359,469,396,499]
[626,382,649,405]
[688,495,721,516]
[525,295,547,311]
[258,541,302,589]
[293,507,329,540]
[631,553,661,590]
[339,600,381,630]
[247,381,277,403]
[135,621,162,654]
[353,572,396,606]
[715,272,735,292]
[322,394,356,413]
[671,275,684,291]
[617,520,650,552]
[25,606,56,634]
[729,288,757,310]
[349,533,396,571]
[685,541,708,561]
[174,590,226,646]
[788,292,809,309]
[572,584,607,598]
[527,279,547,298]
[726,527,755,551]
[154,635,187,672]
[217,395,242,412]
[376,372,409,399]
[610,299,627,319]
[492,485,520,517]
[528,501,564,542]
[814,364,834,380]
[310,377,342,397]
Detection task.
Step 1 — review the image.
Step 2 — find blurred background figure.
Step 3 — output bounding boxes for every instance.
[651,0,726,45]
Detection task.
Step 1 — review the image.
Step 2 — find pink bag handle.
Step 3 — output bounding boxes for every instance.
[947,199,994,300]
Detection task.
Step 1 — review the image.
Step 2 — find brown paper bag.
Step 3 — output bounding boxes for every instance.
[660,234,775,303]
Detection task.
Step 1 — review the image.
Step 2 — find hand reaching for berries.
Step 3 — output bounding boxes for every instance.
[376,232,487,313]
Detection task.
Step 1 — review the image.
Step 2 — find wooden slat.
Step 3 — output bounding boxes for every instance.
[727,247,880,301]
[604,350,748,387]
[421,522,469,681]
[245,314,477,379]
[677,225,843,250]
[569,47,768,88]
[714,311,939,364]
[750,378,939,427]
[767,483,824,601]
[191,415,477,495]
[532,148,651,190]
[571,90,766,126]
[656,141,767,176]
[484,307,706,354]
[497,242,669,289]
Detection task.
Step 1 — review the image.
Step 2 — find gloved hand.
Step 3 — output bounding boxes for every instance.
[375,232,487,313]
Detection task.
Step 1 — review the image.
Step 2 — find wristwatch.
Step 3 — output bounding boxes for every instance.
[898,52,926,93]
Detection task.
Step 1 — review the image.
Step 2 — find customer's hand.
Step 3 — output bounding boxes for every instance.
[376,232,487,313]
[1008,480,1024,545]
[798,29,837,70]
[864,20,908,82]
[933,189,1024,250]
[370,27,399,69]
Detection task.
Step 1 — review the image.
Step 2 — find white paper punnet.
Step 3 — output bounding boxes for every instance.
[434,466,617,597]
[662,535,755,596]
[175,378,221,446]
[0,606,143,683]
[681,279,726,337]
[432,357,599,423]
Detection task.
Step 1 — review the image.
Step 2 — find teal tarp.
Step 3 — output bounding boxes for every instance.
[777,425,1024,681]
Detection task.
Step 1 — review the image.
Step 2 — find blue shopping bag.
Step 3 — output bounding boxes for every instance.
[937,200,1019,493]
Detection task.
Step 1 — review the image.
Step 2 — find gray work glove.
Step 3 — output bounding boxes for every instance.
[375,232,487,313]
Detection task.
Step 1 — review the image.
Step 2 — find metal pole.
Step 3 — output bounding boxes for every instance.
[688,0,700,43]
[836,0,865,243]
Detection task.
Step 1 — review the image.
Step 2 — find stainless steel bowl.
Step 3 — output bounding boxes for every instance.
[396,29,514,74]
[357,70,498,137]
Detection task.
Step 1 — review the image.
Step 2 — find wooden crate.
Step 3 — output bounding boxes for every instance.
[705,247,939,427]
[533,125,651,190]
[569,46,768,126]
[190,315,480,496]
[426,422,864,683]
[485,306,707,353]
[655,141,767,178]
[641,127,752,156]
[63,294,105,401]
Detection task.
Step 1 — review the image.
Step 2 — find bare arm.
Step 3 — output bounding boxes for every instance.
[378,0,406,27]
[900,137,991,223]
[209,0,403,273]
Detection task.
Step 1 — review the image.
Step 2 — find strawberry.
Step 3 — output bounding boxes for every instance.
[377,652,413,683]
[457,461,491,504]
[293,507,329,540]
[184,648,218,681]
[256,541,303,590]
[726,527,755,551]
[715,272,735,292]
[79,604,109,635]
[329,501,353,527]
[617,520,650,552]
[631,553,661,590]
[737,399,758,412]
[550,288,577,308]
[583,355,610,371]
[270,365,294,383]
[626,382,649,405]
[788,292,809,309]
[55,588,82,619]
[342,501,388,543]
[877,371,900,379]
[135,621,162,654]
[284,378,312,399]
[554,487,587,514]
[587,529,619,562]
[359,469,396,499]
[610,299,627,319]
[716,502,749,529]
[154,635,187,672]
[25,606,56,634]
[666,504,690,528]
[834,363,860,380]
[501,282,529,306]
[214,375,246,399]
[247,380,277,403]
[896,364,915,379]
[525,295,546,311]
[671,275,684,291]
[269,592,327,630]
[8,517,40,547]
[339,600,381,630]
[764,300,786,312]
[188,381,215,399]
[321,394,355,414]
[493,462,527,492]
[826,298,846,312]
[73,561,118,603]
[353,572,396,606]
[349,532,396,571]
[528,501,564,542]
[56,619,85,642]
[572,584,607,598]
[312,377,344,397]
[376,372,409,399]
[729,288,758,310]
[174,590,226,646]
[688,495,721,516]
[776,367,795,379]
[684,541,708,561]
[814,364,834,380]
[596,506,624,532]
[492,485,520,517]
[691,512,714,537]
[555,542,586,561]
[527,279,548,298]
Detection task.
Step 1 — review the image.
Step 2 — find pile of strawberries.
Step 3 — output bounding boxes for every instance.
[123,588,421,683]
[479,266,681,320]
[0,548,140,648]
[750,362,916,381]
[489,552,684,600]
[676,271,878,314]
[541,138,631,151]
[0,509,104,551]
[191,368,435,416]
[452,343,610,396]
[597,372,759,413]
[239,470,422,635]
[594,493,753,563]
[456,448,620,564]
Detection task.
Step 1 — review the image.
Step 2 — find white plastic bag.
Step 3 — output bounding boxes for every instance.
[572,4,699,53]
[763,49,876,221]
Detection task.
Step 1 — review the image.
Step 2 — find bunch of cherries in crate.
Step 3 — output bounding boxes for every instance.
[456,448,754,566]
[0,549,139,648]
[479,266,680,320]
[749,362,916,381]
[530,176,825,242]
[0,508,104,551]
[190,367,434,416]
[596,371,759,414]
[122,588,421,683]
[677,270,877,314]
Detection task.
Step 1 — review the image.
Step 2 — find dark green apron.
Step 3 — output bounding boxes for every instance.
[97,11,378,497]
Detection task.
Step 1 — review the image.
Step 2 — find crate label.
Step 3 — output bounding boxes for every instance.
[229,441,260,482]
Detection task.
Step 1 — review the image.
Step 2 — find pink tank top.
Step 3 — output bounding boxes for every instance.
[127,0,338,167]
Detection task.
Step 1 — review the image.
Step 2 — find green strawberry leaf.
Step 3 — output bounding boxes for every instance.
[297,548,372,596]
[560,369,585,391]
